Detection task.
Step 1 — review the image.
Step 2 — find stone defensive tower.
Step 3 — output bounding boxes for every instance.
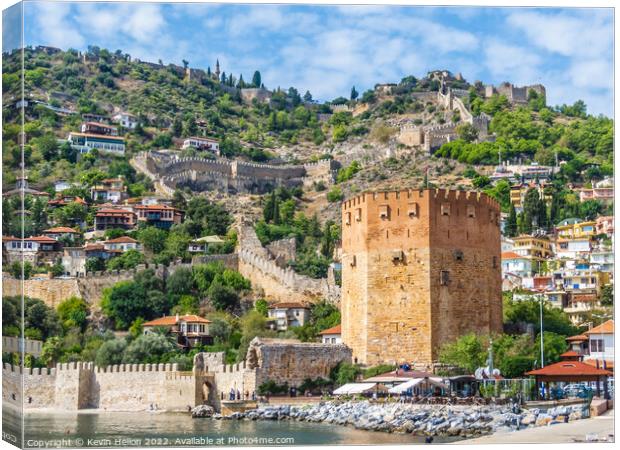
[341,189,502,367]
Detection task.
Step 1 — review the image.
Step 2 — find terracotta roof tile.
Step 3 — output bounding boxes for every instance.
[319,324,341,335]
[268,302,309,309]
[143,315,211,327]
[566,334,588,342]
[525,360,612,377]
[585,320,614,335]
[104,236,138,244]
[43,227,79,233]
[501,251,525,259]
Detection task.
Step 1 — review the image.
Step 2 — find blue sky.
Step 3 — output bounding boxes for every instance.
[8,2,615,116]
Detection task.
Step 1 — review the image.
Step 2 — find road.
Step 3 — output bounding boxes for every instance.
[454,409,614,444]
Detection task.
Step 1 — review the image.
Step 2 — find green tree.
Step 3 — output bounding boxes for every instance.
[600,284,613,306]
[505,203,518,238]
[122,333,175,364]
[95,338,127,367]
[254,299,269,316]
[137,226,168,254]
[40,337,63,367]
[207,277,239,311]
[439,333,487,373]
[456,123,478,143]
[350,86,358,100]
[251,70,261,88]
[57,297,90,332]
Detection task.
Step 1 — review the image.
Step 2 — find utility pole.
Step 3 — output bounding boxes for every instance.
[539,296,545,368]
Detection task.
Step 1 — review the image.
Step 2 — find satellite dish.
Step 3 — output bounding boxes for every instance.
[493,368,501,376]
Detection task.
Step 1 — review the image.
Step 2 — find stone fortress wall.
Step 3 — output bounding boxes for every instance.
[485,82,546,104]
[3,338,351,413]
[236,225,341,304]
[341,189,502,367]
[398,85,491,152]
[137,152,339,196]
[2,362,195,411]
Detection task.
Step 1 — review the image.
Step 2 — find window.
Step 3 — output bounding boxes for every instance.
[408,202,418,218]
[350,255,356,267]
[345,212,351,225]
[467,205,476,218]
[392,249,404,261]
[493,256,498,268]
[440,270,450,286]
[590,339,604,353]
[453,250,463,261]
[355,208,362,222]
[441,203,451,216]
[379,205,390,219]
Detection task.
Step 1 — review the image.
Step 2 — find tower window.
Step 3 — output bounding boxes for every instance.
[379,205,390,220]
[408,202,418,218]
[453,250,463,261]
[355,208,362,221]
[440,270,450,286]
[345,212,351,225]
[493,256,498,268]
[467,205,476,218]
[350,255,356,267]
[441,203,451,216]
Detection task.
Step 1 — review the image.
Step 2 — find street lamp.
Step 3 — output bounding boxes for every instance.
[539,295,544,368]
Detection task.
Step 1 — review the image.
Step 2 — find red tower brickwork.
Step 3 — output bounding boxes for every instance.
[341,189,503,367]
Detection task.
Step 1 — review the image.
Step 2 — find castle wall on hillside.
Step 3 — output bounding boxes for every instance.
[140,153,338,196]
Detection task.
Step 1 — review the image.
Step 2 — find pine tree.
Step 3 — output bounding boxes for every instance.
[252,71,261,88]
[263,191,275,222]
[272,195,280,225]
[207,66,211,77]
[505,203,518,237]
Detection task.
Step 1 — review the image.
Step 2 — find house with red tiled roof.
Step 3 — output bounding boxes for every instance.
[584,320,614,370]
[94,207,136,231]
[501,251,536,278]
[267,302,311,331]
[103,236,141,253]
[319,324,342,344]
[43,226,81,241]
[91,178,127,204]
[143,314,213,349]
[134,204,183,230]
[81,121,119,136]
[2,235,62,264]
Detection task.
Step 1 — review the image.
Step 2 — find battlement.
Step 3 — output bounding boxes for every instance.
[343,189,499,211]
[95,362,179,373]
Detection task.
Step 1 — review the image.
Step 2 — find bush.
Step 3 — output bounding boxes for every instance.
[326,187,344,203]
[258,380,289,395]
[95,338,127,367]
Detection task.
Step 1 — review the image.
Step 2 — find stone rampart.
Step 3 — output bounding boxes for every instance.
[141,153,337,195]
[2,276,81,308]
[2,361,195,412]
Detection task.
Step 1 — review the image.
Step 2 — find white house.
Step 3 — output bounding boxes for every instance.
[267,302,311,331]
[181,136,219,153]
[112,112,138,129]
[501,252,536,278]
[68,132,125,155]
[555,238,592,259]
[103,236,141,253]
[54,180,72,192]
[585,320,614,366]
[319,324,342,344]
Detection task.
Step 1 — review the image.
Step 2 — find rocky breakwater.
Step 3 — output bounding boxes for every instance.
[191,401,586,438]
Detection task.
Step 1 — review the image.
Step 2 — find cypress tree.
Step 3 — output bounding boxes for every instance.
[252,71,261,88]
[505,203,518,237]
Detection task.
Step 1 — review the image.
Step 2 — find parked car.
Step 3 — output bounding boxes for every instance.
[563,384,593,398]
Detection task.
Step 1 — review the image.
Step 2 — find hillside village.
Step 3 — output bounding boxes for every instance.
[1,45,614,413]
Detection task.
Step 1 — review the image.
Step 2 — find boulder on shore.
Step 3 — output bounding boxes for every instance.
[191,404,215,418]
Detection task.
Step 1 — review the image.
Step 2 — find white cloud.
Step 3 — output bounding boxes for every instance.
[483,40,542,84]
[506,10,613,58]
[32,2,84,49]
